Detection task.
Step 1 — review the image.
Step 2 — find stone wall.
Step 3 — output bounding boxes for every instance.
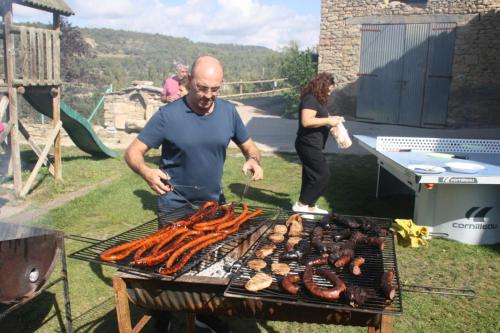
[319,0,500,127]
[103,81,164,132]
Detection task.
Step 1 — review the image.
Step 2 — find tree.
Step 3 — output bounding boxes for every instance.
[279,42,317,118]
[60,18,96,83]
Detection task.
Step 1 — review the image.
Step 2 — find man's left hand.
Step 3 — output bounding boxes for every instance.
[242,159,263,181]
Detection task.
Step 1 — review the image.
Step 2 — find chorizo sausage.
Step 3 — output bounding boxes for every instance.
[381,269,396,301]
[349,256,365,276]
[282,274,301,295]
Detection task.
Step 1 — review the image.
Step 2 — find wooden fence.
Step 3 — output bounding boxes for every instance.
[220,78,290,99]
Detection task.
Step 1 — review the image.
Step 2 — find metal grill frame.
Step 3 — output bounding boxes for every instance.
[376,136,500,154]
[69,204,280,280]
[224,212,403,316]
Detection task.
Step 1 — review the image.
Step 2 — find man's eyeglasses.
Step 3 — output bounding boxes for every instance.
[194,82,221,94]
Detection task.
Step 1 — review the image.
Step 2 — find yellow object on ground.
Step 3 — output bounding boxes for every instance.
[392,219,429,247]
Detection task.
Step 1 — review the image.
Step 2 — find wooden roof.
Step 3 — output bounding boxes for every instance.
[13,0,74,16]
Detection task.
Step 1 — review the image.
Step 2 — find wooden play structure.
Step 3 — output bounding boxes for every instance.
[0,1,71,197]
[2,1,115,198]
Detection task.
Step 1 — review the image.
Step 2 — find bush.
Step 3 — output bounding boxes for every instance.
[279,42,317,118]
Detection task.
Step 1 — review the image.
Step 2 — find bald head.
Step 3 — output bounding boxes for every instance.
[191,55,224,81]
[187,56,224,115]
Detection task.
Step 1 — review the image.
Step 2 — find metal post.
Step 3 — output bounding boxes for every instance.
[60,239,74,333]
[52,13,62,180]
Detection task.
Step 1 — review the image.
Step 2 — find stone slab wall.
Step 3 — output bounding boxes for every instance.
[319,0,500,128]
[103,82,163,132]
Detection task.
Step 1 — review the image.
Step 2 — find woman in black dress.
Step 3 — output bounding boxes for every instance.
[293,72,344,216]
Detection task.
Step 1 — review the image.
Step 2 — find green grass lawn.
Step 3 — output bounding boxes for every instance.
[1,147,499,332]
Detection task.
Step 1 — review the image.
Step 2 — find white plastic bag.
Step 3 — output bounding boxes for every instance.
[330,122,352,149]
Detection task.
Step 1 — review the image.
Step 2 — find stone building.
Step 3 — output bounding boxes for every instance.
[319,0,500,128]
[103,81,163,133]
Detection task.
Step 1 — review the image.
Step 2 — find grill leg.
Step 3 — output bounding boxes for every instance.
[112,275,152,333]
[113,276,133,333]
[186,313,196,333]
[60,240,74,333]
[368,315,393,333]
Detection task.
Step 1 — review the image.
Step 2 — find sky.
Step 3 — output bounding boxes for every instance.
[12,0,321,50]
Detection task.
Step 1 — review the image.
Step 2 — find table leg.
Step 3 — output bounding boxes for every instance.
[368,315,393,333]
[186,312,196,333]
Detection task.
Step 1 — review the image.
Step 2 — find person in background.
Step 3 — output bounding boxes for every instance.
[292,72,344,217]
[161,63,189,103]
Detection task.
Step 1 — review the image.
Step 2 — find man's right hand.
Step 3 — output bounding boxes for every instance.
[143,168,173,195]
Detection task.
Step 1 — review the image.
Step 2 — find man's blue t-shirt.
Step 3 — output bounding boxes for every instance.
[138,97,250,208]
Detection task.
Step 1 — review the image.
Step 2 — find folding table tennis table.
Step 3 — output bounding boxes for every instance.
[355,135,500,245]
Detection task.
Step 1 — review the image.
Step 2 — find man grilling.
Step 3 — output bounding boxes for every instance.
[124,55,264,332]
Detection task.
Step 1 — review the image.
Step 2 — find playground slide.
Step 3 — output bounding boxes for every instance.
[23,91,117,158]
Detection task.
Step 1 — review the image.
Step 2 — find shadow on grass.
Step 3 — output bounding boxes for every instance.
[89,262,113,287]
[0,292,68,333]
[134,189,158,214]
[228,183,291,208]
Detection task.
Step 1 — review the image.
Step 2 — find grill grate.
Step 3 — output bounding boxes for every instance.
[224,212,403,316]
[70,204,279,279]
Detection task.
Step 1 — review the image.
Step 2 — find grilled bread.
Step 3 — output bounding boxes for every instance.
[271,262,290,276]
[248,259,267,271]
[245,273,273,292]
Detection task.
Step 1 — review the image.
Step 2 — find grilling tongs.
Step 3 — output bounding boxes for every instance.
[240,171,253,203]
[162,178,204,210]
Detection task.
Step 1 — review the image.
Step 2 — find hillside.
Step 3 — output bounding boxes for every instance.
[78,28,283,89]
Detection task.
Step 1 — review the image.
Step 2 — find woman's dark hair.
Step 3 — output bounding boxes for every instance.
[300,72,335,106]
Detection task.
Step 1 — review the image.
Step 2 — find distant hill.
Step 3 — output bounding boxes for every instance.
[78,28,283,89]
[17,25,285,124]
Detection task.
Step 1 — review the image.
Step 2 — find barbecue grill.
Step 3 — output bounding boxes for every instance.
[72,206,401,333]
[70,204,279,279]
[225,214,402,315]
[0,222,73,332]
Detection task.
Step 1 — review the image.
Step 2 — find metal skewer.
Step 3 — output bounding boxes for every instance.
[402,284,475,298]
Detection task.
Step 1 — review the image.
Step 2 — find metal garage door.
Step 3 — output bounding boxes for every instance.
[356,23,456,127]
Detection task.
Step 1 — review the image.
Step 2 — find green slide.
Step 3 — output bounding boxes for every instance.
[23,92,117,158]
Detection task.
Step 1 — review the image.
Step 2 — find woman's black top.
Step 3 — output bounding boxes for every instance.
[296,93,330,149]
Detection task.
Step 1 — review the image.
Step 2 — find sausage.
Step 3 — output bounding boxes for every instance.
[334,255,352,268]
[381,269,397,301]
[349,256,365,275]
[282,274,301,295]
[332,213,361,229]
[311,238,328,254]
[184,201,219,226]
[332,229,351,242]
[280,240,311,262]
[160,208,263,274]
[350,231,367,244]
[311,226,323,240]
[303,264,345,300]
[99,224,175,261]
[192,205,235,231]
[215,204,249,231]
[366,236,385,251]
[159,232,225,275]
[133,230,201,266]
[319,214,334,230]
[165,233,220,268]
[150,227,189,255]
